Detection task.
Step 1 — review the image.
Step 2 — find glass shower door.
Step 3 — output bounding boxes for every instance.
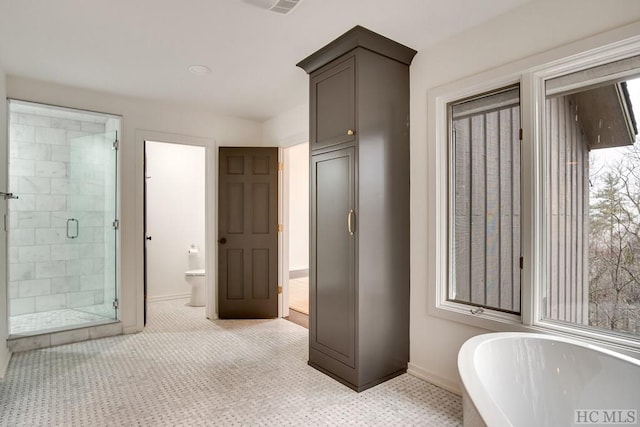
[7,127,118,336]
[66,131,118,320]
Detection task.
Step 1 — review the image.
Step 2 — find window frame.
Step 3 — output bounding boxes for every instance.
[532,41,640,350]
[428,29,640,353]
[430,72,529,331]
[446,84,523,316]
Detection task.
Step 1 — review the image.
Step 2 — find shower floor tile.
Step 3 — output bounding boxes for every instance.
[9,309,114,336]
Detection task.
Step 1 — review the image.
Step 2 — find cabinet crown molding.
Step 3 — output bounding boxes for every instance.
[296,25,417,74]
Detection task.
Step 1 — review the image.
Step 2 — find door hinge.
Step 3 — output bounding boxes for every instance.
[278,285,283,294]
[112,298,119,309]
[277,224,283,232]
[3,214,6,232]
[278,162,284,171]
[519,256,524,270]
[519,128,523,141]
[112,219,120,230]
[112,140,119,150]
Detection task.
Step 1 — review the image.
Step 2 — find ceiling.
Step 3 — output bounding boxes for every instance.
[0,0,533,122]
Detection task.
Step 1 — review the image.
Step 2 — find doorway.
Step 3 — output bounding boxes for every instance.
[283,142,309,328]
[144,141,206,322]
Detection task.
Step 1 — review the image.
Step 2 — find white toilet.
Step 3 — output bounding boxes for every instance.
[185,269,206,307]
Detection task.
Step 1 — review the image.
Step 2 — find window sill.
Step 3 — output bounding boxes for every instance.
[430,299,527,333]
[429,299,640,360]
[533,319,640,358]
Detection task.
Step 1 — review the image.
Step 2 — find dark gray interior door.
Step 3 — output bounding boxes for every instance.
[310,147,356,367]
[218,147,279,318]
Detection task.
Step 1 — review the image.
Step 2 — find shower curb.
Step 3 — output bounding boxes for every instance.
[7,321,123,353]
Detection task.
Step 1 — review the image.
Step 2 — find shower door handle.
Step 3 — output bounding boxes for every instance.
[1,191,18,200]
[66,218,79,239]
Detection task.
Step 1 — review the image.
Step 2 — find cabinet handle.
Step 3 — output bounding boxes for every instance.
[347,129,355,136]
[347,209,355,235]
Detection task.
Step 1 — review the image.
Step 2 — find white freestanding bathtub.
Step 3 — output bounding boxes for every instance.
[458,332,640,427]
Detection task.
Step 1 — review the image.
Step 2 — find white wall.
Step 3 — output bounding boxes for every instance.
[146,141,205,300]
[263,103,308,148]
[410,0,640,393]
[0,67,11,378]
[286,142,309,272]
[6,76,263,333]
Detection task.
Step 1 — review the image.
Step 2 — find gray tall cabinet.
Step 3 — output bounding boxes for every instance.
[297,26,416,391]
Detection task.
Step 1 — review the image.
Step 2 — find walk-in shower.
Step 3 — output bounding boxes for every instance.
[7,100,119,336]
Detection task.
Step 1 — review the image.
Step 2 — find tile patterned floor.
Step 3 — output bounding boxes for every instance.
[0,299,462,426]
[10,309,115,336]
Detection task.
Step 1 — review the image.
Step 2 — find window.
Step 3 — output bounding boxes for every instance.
[542,57,640,339]
[448,86,522,314]
[432,34,640,350]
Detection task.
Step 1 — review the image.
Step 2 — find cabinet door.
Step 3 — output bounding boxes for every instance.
[310,55,356,150]
[310,147,356,368]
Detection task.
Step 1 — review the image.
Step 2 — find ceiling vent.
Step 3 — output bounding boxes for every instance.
[242,0,302,15]
[269,0,301,14]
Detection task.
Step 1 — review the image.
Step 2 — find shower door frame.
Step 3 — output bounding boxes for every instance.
[5,99,122,337]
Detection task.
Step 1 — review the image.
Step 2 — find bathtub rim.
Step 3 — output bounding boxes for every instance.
[458,331,640,427]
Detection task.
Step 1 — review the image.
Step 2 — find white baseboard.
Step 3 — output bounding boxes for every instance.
[0,347,12,380]
[407,362,462,396]
[289,268,309,279]
[123,325,143,334]
[147,293,191,302]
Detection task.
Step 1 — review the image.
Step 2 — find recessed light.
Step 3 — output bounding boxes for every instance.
[188,65,211,75]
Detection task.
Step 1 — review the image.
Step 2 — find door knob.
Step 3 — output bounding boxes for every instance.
[218,237,227,244]
[347,129,355,136]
